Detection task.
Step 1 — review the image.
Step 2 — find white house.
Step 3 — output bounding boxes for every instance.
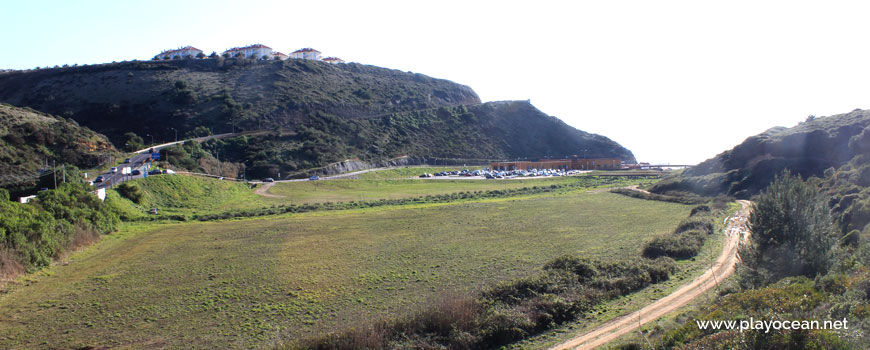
[290,48,322,60]
[154,46,203,60]
[272,51,289,60]
[322,57,345,64]
[222,44,275,59]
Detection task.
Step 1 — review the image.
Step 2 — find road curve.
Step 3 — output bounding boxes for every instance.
[550,200,751,350]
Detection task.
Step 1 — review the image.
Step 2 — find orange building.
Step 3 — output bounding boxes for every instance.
[490,157,623,171]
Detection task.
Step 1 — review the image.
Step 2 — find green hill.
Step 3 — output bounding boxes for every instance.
[0,58,635,177]
[651,109,870,198]
[0,59,480,141]
[0,103,116,189]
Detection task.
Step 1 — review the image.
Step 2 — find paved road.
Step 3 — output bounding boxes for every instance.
[550,200,752,350]
[95,130,271,189]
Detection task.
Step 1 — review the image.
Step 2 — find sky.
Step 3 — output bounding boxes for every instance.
[2,0,870,164]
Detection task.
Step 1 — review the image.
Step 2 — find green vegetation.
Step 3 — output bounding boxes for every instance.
[354,167,468,180]
[642,205,716,260]
[297,256,676,350]
[0,59,634,178]
[0,184,120,274]
[614,166,870,348]
[611,187,707,205]
[0,191,691,349]
[651,108,870,198]
[0,103,116,192]
[267,175,596,203]
[739,171,838,288]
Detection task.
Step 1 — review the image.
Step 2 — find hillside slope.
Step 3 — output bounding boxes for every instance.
[189,101,636,178]
[0,103,116,188]
[651,109,870,197]
[0,58,635,176]
[0,59,479,142]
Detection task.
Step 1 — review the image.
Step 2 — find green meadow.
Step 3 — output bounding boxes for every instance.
[0,186,691,349]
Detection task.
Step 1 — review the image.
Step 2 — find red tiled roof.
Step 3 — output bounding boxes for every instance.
[291,48,320,54]
[273,52,288,57]
[159,46,203,55]
[224,44,273,52]
[322,57,344,62]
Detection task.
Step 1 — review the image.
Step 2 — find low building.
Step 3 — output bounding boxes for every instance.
[490,157,624,171]
[154,46,203,60]
[222,44,274,59]
[290,48,322,60]
[272,51,289,60]
[322,57,345,64]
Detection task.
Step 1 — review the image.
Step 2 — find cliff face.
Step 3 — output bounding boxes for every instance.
[651,109,870,198]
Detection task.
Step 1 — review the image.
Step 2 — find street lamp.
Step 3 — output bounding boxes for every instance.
[146,134,154,146]
[170,128,177,142]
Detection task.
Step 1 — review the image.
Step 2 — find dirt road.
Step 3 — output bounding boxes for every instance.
[252,182,284,198]
[550,200,751,350]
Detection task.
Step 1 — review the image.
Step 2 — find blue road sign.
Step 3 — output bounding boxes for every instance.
[151,152,161,160]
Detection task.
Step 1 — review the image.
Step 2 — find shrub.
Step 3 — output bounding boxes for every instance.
[739,171,838,288]
[115,182,143,204]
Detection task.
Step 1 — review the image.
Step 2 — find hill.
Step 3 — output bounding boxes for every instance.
[0,59,635,176]
[194,101,636,178]
[0,58,480,144]
[651,109,870,198]
[0,103,116,189]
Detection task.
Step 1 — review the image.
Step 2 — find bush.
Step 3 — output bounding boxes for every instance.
[115,183,143,204]
[739,170,838,288]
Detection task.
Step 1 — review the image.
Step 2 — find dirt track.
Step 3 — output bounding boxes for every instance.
[550,200,751,350]
[252,182,284,198]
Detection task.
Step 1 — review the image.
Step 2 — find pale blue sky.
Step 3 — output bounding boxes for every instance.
[3,0,870,164]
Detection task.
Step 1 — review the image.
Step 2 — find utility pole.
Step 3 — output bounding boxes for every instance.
[62,164,66,183]
[53,160,57,189]
[170,127,177,142]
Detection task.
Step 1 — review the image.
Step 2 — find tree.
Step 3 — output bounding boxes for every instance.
[739,170,838,288]
[196,52,206,59]
[209,51,217,58]
[122,132,144,152]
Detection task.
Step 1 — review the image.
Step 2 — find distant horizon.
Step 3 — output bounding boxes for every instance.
[3,0,869,165]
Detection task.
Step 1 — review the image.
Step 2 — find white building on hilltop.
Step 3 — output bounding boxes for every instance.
[154,46,203,60]
[222,44,277,60]
[290,48,322,60]
[322,57,345,64]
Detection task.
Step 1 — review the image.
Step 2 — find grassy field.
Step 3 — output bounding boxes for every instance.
[0,190,691,349]
[354,166,471,180]
[265,176,598,204]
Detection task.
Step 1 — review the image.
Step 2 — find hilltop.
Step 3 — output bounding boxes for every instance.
[651,109,870,198]
[0,103,116,189]
[0,58,479,142]
[0,58,635,177]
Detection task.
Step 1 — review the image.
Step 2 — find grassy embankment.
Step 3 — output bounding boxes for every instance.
[0,186,690,349]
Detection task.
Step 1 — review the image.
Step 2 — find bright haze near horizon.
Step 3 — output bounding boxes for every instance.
[2,0,869,165]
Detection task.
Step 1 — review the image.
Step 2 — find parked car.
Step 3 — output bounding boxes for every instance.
[123,158,131,163]
[309,175,320,181]
[148,169,162,175]
[418,173,432,178]
[131,169,141,175]
[111,167,118,173]
[95,176,104,183]
[162,169,175,174]
[263,178,275,182]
